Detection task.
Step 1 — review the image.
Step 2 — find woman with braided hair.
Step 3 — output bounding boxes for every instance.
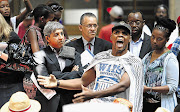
[142,18,179,112]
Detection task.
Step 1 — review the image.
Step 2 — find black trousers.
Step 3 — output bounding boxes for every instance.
[35,92,60,112]
[143,100,161,112]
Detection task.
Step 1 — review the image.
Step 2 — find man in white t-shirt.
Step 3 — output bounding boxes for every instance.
[37,21,144,112]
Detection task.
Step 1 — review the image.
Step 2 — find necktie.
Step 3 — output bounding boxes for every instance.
[87,43,91,51]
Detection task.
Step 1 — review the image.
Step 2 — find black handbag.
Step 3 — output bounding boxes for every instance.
[7,29,36,72]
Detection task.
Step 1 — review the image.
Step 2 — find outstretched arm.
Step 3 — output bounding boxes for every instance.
[37,68,96,90]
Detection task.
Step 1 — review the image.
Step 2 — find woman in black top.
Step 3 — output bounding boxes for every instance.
[0,13,24,107]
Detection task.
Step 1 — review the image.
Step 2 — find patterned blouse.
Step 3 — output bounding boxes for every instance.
[143,51,171,102]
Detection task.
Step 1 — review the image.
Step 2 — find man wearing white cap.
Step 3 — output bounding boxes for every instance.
[99,5,124,43]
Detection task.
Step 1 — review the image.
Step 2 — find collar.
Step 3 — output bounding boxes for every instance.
[110,50,131,58]
[49,45,75,59]
[154,21,157,27]
[132,32,144,43]
[82,37,95,46]
[140,32,144,41]
[49,45,62,54]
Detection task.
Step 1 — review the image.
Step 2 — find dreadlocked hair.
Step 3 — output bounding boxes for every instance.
[154,18,176,39]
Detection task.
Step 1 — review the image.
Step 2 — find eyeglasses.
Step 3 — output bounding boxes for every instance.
[156,11,167,14]
[81,24,98,29]
[127,21,144,26]
[50,5,63,12]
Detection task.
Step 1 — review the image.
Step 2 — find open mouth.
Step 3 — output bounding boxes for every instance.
[116,40,124,48]
[132,29,138,33]
[4,11,9,14]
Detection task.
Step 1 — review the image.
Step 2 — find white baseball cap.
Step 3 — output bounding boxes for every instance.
[107,5,124,19]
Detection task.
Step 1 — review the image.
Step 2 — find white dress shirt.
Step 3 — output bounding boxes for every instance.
[142,24,151,36]
[82,37,95,54]
[50,46,65,71]
[130,33,144,57]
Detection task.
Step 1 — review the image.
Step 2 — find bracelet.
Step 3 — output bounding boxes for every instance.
[149,87,152,93]
[57,80,60,87]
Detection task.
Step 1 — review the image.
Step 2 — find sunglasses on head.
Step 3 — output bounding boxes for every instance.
[51,4,63,12]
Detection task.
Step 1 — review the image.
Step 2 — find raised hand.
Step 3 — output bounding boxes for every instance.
[37,74,57,88]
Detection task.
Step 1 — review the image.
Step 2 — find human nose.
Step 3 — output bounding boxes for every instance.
[131,22,137,27]
[159,12,164,16]
[4,6,9,10]
[58,34,64,40]
[152,38,157,43]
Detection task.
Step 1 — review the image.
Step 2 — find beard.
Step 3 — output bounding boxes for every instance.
[132,30,142,39]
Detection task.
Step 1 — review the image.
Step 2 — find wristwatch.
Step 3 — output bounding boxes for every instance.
[57,80,60,87]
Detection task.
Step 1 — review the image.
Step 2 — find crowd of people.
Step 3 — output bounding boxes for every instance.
[0,0,180,112]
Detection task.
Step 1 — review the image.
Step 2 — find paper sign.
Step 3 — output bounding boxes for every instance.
[31,73,56,100]
[81,49,94,67]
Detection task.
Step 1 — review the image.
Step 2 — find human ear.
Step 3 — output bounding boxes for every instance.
[40,16,45,23]
[45,36,50,42]
[143,20,145,26]
[79,25,82,32]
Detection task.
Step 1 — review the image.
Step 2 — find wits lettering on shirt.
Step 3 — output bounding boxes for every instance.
[99,63,122,74]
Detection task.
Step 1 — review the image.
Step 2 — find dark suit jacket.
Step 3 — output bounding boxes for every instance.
[129,33,152,59]
[66,37,112,55]
[139,33,152,59]
[34,46,83,112]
